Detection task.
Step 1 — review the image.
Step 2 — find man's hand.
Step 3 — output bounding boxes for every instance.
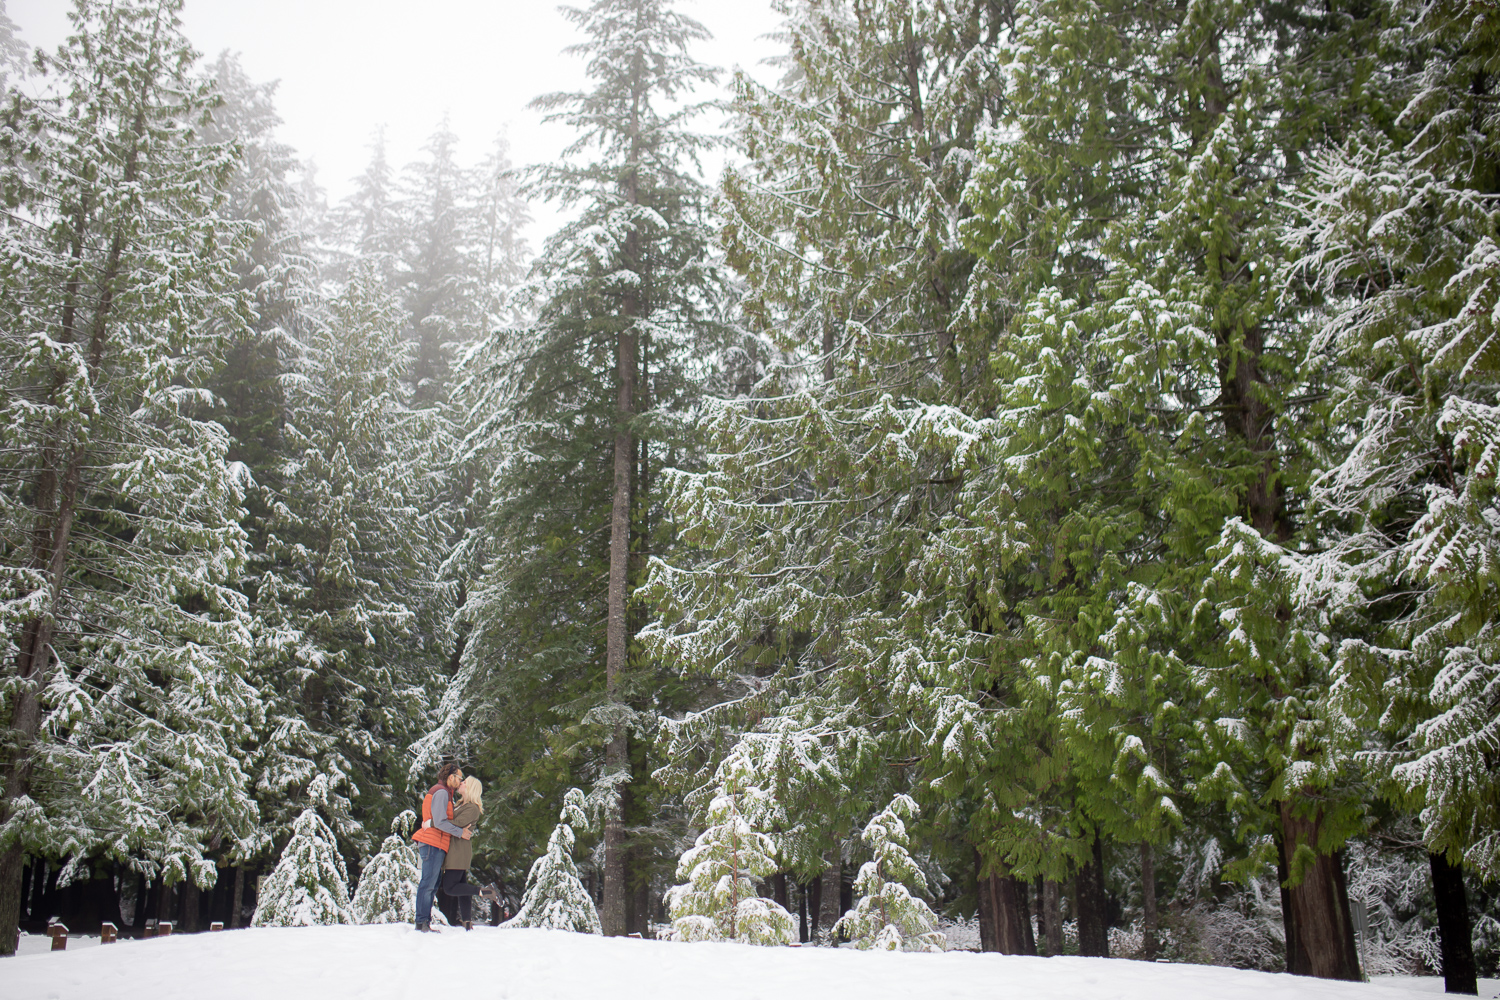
[463,828,472,840]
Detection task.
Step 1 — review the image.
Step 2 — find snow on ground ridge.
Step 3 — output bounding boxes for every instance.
[2,924,1493,1000]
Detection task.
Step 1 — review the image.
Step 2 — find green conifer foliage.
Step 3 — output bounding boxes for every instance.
[644,0,1026,904]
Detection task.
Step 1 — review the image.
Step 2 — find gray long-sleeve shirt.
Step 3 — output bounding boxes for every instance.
[430,787,465,837]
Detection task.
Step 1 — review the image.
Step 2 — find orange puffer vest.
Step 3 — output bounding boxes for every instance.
[413,783,453,852]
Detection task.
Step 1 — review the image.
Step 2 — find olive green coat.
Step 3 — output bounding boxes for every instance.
[443,801,481,871]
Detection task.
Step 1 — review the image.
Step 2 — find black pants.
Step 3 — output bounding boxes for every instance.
[441,869,480,922]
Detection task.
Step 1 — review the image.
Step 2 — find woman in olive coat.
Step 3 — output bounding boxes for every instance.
[442,776,498,929]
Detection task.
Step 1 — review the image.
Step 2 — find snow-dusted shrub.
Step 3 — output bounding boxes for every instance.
[834,795,944,952]
[666,755,795,945]
[505,788,601,933]
[939,915,981,952]
[253,804,353,926]
[351,811,420,924]
[1342,838,1442,975]
[1163,884,1284,972]
[1153,837,1284,970]
[1108,922,1144,958]
[1475,914,1500,977]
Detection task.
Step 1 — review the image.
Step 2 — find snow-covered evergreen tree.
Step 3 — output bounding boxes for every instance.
[1297,0,1500,884]
[835,796,943,952]
[350,811,421,924]
[505,789,601,934]
[325,130,401,283]
[0,0,264,954]
[252,780,354,926]
[392,119,478,407]
[471,132,531,321]
[666,755,795,946]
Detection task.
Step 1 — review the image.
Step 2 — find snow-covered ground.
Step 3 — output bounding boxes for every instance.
[2,926,1496,1000]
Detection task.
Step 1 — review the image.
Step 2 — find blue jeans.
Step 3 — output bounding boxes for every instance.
[415,842,446,924]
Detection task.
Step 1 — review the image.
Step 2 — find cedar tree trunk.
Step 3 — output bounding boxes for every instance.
[1278,801,1361,981]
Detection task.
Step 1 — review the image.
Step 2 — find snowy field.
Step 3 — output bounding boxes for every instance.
[3,926,1497,1000]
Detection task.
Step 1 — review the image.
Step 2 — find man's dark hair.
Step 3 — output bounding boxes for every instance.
[435,761,461,787]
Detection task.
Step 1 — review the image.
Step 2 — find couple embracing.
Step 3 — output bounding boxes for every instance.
[412,761,498,932]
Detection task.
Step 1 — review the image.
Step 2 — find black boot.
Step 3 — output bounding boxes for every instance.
[415,922,430,933]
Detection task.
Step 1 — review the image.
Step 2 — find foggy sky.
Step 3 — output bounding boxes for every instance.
[9,1,786,243]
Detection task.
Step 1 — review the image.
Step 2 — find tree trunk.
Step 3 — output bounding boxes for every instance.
[625,844,652,937]
[157,879,174,926]
[180,879,199,933]
[1141,842,1158,960]
[1043,878,1063,956]
[819,845,841,944]
[1075,835,1110,957]
[135,875,154,935]
[1429,852,1477,995]
[1278,802,1361,981]
[976,859,996,952]
[1033,876,1047,952]
[229,867,245,929]
[18,862,30,928]
[808,873,822,939]
[993,875,1033,954]
[773,872,789,912]
[601,284,638,938]
[974,851,1032,954]
[1019,874,1036,954]
[1275,830,1302,973]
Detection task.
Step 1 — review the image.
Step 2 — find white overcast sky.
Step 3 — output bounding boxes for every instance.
[9,0,787,245]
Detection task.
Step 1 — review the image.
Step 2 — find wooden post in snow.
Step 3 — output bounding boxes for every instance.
[47,922,66,950]
[100,922,117,943]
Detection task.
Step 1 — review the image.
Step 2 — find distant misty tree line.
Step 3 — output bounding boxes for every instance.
[0,0,1496,988]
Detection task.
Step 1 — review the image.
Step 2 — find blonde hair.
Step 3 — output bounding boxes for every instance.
[459,775,484,813]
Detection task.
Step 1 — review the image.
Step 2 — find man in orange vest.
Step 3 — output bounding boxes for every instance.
[413,761,470,932]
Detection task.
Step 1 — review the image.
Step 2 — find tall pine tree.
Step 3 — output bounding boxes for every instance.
[0,0,262,953]
[422,0,727,936]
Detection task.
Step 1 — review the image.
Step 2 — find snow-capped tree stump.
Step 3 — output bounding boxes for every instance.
[100,922,117,943]
[48,923,67,951]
